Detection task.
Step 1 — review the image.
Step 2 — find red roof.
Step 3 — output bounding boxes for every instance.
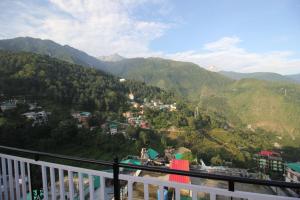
[169,159,190,184]
[258,150,280,157]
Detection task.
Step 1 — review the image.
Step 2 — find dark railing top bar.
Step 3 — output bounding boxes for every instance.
[119,163,300,189]
[1,145,300,190]
[0,145,113,167]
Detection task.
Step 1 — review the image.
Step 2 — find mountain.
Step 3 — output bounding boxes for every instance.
[0,37,233,100]
[1,37,300,139]
[0,37,106,69]
[219,71,294,82]
[104,60,300,141]
[199,79,300,142]
[102,57,233,100]
[98,53,124,62]
[0,51,172,112]
[286,74,300,83]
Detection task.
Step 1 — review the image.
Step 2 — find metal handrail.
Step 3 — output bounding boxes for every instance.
[0,145,113,166]
[1,145,300,200]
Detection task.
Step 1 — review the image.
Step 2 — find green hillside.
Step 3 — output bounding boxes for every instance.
[286,74,300,83]
[219,71,294,83]
[0,51,176,159]
[0,37,106,69]
[0,51,172,112]
[103,57,233,100]
[1,37,300,139]
[199,79,300,141]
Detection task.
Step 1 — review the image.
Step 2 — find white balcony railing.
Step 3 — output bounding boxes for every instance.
[0,147,300,200]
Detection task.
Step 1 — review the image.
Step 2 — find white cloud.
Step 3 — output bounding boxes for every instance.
[204,36,241,51]
[0,1,299,74]
[166,37,300,75]
[0,0,170,57]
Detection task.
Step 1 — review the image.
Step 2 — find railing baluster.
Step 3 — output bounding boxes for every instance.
[1,158,8,200]
[175,187,180,200]
[192,190,197,200]
[89,175,94,200]
[20,161,26,200]
[59,169,65,200]
[26,163,32,200]
[14,160,20,200]
[68,171,74,200]
[210,192,216,200]
[78,173,84,200]
[0,157,3,200]
[100,176,105,200]
[159,185,164,200]
[7,159,14,200]
[50,167,56,200]
[42,165,48,200]
[0,173,2,200]
[127,180,133,200]
[113,158,120,200]
[0,170,2,200]
[143,183,149,200]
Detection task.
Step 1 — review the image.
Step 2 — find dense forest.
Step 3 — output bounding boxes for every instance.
[0,51,175,160]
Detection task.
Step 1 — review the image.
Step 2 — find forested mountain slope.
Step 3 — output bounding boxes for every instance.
[0,37,106,69]
[0,51,172,112]
[1,37,300,139]
[103,57,233,99]
[199,79,300,141]
[219,71,294,83]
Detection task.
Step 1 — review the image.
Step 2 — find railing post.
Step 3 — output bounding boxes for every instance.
[228,180,234,192]
[113,157,120,200]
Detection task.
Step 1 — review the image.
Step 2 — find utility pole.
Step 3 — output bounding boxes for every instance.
[284,88,287,96]
[194,106,199,118]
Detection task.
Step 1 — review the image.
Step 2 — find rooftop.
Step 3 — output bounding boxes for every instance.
[287,162,300,173]
[257,150,281,157]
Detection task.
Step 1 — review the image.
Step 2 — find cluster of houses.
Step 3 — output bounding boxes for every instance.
[21,103,50,127]
[0,100,17,112]
[122,92,177,129]
[122,111,150,129]
[22,111,49,127]
[144,100,177,111]
[71,111,92,129]
[0,98,50,127]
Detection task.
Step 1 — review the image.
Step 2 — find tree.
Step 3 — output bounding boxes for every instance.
[51,119,77,145]
[139,131,150,146]
[210,155,223,166]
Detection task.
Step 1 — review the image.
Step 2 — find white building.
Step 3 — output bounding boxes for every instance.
[285,162,300,183]
[22,111,49,127]
[128,92,134,100]
[0,101,17,112]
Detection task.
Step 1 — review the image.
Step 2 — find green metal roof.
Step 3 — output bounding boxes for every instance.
[121,159,141,165]
[287,162,300,173]
[80,112,91,116]
[175,153,183,159]
[147,148,159,160]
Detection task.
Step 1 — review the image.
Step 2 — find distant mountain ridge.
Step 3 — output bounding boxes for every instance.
[219,71,299,83]
[0,37,106,69]
[286,74,300,83]
[101,57,233,99]
[98,53,124,62]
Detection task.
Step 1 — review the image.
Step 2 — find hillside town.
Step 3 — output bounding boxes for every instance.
[1,93,299,197]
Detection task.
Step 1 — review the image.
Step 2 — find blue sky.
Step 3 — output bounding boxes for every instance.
[0,0,299,74]
[150,0,300,53]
